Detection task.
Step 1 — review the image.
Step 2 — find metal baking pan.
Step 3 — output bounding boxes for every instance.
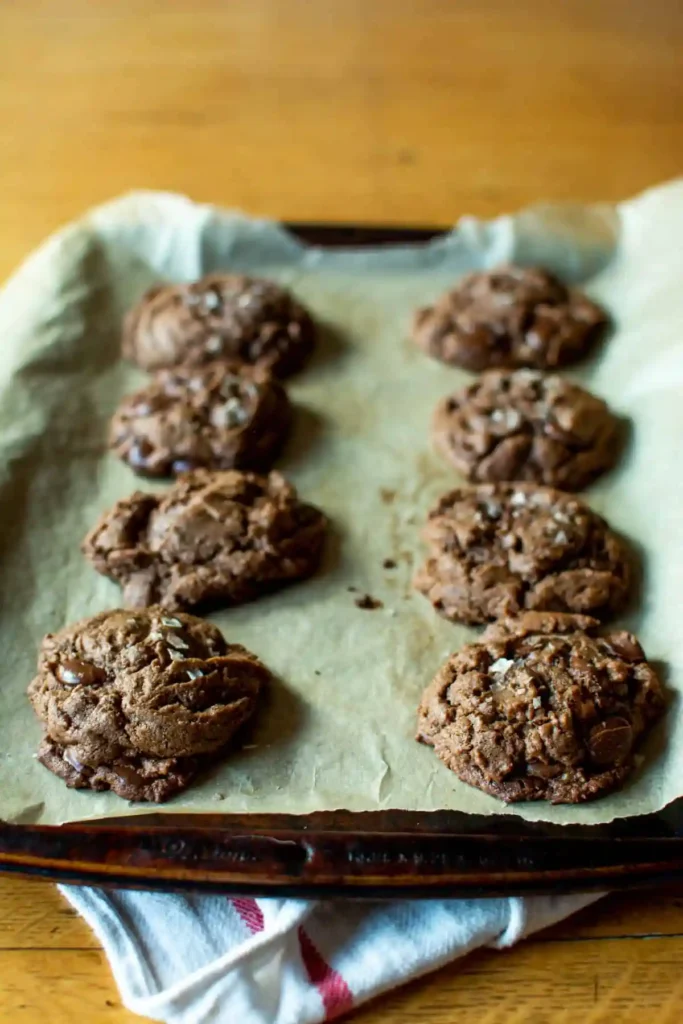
[2,223,682,897]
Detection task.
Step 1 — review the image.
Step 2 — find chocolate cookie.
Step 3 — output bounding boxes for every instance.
[82,470,327,611]
[414,484,631,625]
[433,369,620,490]
[417,611,665,804]
[122,274,315,377]
[28,607,270,802]
[110,361,291,477]
[412,266,608,371]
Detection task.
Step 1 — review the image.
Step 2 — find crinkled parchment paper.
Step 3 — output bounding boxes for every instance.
[1,182,682,826]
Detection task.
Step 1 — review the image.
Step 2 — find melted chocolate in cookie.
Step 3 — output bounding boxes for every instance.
[123,273,315,377]
[110,361,291,477]
[413,266,607,371]
[433,369,620,490]
[82,470,327,611]
[417,611,665,804]
[414,483,631,625]
[28,608,270,802]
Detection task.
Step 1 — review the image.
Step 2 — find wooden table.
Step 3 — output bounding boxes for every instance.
[1,1,683,1021]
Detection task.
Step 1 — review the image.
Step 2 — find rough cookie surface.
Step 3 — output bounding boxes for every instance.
[122,274,315,377]
[28,608,270,802]
[433,369,620,490]
[82,470,327,611]
[414,484,631,625]
[110,361,291,477]
[412,266,608,371]
[417,611,665,804]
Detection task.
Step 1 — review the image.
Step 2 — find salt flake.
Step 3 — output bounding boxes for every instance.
[167,633,189,651]
[203,291,221,311]
[489,657,514,678]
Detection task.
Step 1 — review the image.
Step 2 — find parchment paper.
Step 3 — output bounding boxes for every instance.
[1,182,682,826]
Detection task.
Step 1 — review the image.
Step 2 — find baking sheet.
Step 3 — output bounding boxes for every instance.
[1,183,682,827]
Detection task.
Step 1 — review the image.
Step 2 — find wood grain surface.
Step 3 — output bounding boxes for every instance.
[2,1,683,1022]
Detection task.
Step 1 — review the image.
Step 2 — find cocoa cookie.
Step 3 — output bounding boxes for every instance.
[414,483,631,625]
[412,266,608,371]
[28,607,270,802]
[433,369,620,490]
[110,361,291,477]
[82,470,327,611]
[417,611,665,804]
[122,274,315,377]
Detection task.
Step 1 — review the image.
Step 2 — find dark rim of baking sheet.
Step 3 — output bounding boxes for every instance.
[3,221,682,897]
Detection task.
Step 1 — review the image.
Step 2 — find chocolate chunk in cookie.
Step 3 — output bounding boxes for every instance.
[433,369,620,490]
[28,607,270,802]
[414,484,631,625]
[122,274,315,377]
[417,611,665,804]
[412,266,608,371]
[110,361,291,477]
[82,470,327,611]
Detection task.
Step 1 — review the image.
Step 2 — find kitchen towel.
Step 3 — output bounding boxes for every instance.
[61,886,599,1023]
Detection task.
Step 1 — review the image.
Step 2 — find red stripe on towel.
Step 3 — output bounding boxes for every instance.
[231,897,265,934]
[298,925,353,1020]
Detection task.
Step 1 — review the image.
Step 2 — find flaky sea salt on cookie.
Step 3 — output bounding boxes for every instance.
[417,611,665,804]
[28,607,270,802]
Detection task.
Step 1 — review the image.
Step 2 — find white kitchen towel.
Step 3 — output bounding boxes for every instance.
[61,886,600,1023]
